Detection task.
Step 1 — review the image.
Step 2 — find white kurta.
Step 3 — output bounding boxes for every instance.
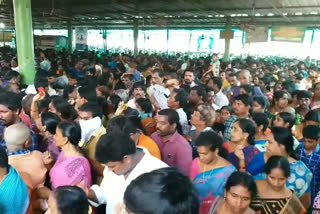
[176,108,188,135]
[89,148,167,214]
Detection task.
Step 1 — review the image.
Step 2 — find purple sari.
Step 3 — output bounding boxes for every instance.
[227,145,260,170]
[49,151,92,190]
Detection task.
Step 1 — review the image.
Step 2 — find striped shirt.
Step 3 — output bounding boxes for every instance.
[297,143,320,203]
[223,115,238,142]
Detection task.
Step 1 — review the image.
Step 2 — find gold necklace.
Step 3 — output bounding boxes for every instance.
[201,157,219,182]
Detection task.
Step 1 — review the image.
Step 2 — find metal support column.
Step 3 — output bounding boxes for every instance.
[223,18,232,62]
[133,20,139,56]
[67,21,73,53]
[13,0,36,84]
[166,28,169,55]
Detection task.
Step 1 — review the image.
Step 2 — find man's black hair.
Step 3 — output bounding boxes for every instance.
[158,109,182,135]
[78,86,97,102]
[172,88,188,108]
[233,94,253,107]
[95,131,136,163]
[303,125,320,140]
[212,77,223,90]
[79,102,103,119]
[190,85,207,102]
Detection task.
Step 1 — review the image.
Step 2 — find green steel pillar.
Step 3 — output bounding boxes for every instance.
[67,21,73,53]
[166,28,169,55]
[13,0,36,85]
[223,17,232,62]
[133,20,139,56]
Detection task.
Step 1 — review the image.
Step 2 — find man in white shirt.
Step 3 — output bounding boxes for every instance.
[167,88,189,135]
[211,76,229,108]
[84,131,167,214]
[150,69,170,110]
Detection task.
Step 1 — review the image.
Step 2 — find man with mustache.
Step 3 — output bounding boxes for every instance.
[181,70,197,93]
[0,92,38,152]
[127,82,146,110]
[151,109,192,175]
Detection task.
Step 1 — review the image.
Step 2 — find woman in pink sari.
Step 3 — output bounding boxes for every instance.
[190,131,236,214]
[49,122,92,189]
[37,122,92,209]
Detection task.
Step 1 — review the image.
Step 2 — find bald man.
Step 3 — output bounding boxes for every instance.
[5,123,47,189]
[233,69,264,97]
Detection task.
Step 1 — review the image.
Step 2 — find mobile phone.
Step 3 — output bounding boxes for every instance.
[38,87,45,96]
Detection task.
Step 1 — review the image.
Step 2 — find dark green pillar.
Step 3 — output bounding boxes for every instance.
[223,18,232,62]
[13,0,36,84]
[133,20,139,56]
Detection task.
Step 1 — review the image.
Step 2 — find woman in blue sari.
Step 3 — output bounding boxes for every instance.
[189,131,236,214]
[0,147,29,214]
[247,127,312,209]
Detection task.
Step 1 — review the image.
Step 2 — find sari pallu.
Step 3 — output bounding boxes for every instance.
[250,193,306,214]
[225,143,260,170]
[0,166,29,214]
[208,196,260,214]
[190,159,236,214]
[50,151,92,190]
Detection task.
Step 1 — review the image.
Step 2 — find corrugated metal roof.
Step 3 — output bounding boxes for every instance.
[0,0,320,28]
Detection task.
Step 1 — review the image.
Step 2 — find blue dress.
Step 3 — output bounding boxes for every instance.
[0,166,29,213]
[287,161,312,197]
[247,153,313,197]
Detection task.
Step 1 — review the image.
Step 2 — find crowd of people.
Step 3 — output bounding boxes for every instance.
[0,47,320,214]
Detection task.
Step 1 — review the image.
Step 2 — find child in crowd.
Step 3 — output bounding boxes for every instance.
[296,125,320,209]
